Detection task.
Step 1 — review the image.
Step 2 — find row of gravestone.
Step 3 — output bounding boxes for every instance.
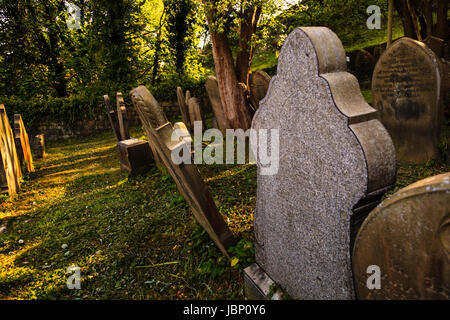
[102,27,448,299]
[0,104,41,195]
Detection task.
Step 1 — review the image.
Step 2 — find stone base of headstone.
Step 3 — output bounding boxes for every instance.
[243,264,284,300]
[117,138,154,176]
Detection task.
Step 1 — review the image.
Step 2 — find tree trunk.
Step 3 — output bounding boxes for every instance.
[205,5,252,130]
[406,0,422,40]
[421,1,434,38]
[394,0,417,39]
[235,6,262,86]
[436,0,448,40]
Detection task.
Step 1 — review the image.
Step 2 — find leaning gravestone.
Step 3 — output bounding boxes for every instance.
[245,27,396,300]
[187,97,205,129]
[177,87,191,128]
[130,86,237,257]
[14,114,34,173]
[372,37,444,164]
[116,92,130,141]
[248,70,271,111]
[0,104,22,195]
[353,173,450,299]
[205,76,230,134]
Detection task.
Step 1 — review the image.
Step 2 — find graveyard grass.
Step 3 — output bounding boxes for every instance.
[0,125,448,300]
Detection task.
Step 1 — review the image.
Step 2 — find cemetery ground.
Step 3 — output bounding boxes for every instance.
[0,123,448,300]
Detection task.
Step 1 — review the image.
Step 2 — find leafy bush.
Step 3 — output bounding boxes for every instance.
[1,94,102,132]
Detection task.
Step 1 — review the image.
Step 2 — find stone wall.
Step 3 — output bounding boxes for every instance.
[32,101,181,141]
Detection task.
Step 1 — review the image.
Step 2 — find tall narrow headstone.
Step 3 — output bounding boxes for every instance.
[0,104,22,195]
[116,92,130,141]
[187,97,205,129]
[32,134,46,159]
[103,95,122,142]
[13,114,34,173]
[249,70,271,111]
[246,27,396,300]
[353,173,450,300]
[130,86,237,257]
[372,37,444,164]
[177,87,191,128]
[205,76,230,134]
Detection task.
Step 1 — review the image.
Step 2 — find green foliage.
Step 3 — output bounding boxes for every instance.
[227,240,255,270]
[164,0,196,76]
[1,94,101,131]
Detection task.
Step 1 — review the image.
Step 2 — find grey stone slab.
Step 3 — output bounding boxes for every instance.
[251,27,396,300]
[243,264,284,300]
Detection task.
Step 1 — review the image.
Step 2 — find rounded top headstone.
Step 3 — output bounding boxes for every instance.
[353,172,450,299]
[372,37,443,164]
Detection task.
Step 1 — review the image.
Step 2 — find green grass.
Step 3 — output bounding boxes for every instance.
[0,125,448,299]
[0,127,255,299]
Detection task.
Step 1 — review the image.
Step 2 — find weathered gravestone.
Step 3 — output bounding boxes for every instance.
[130,85,237,257]
[187,97,205,129]
[205,76,230,134]
[0,104,22,195]
[116,92,130,141]
[372,37,444,164]
[13,114,34,173]
[353,173,450,300]
[177,87,191,128]
[249,70,271,111]
[103,95,122,143]
[104,94,157,174]
[245,27,396,300]
[117,138,154,176]
[34,134,46,158]
[31,134,46,159]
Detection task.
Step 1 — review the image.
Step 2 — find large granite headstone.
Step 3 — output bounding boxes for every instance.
[372,37,444,164]
[249,70,271,111]
[116,92,130,141]
[130,86,237,257]
[353,173,450,299]
[13,114,34,173]
[205,76,230,134]
[177,87,191,128]
[0,104,22,195]
[246,27,396,300]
